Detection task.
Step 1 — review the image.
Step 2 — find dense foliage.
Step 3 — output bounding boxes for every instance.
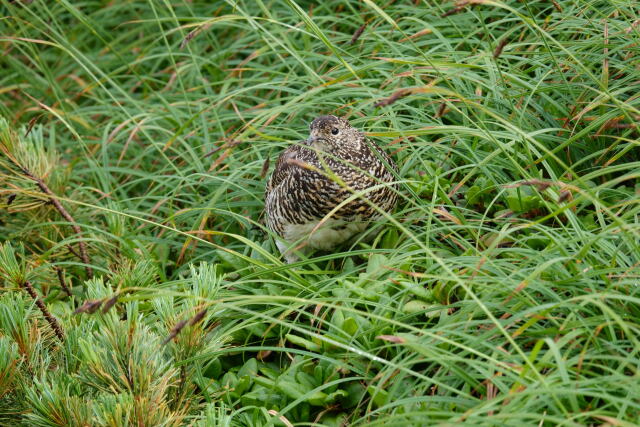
[1,1,639,425]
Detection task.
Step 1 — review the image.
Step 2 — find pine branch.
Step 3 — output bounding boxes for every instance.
[54,266,72,297]
[21,280,64,341]
[22,168,93,278]
[0,120,93,278]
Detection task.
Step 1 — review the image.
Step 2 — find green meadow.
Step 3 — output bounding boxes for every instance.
[0,1,639,425]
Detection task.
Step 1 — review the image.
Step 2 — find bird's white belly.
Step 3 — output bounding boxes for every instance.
[283,219,367,250]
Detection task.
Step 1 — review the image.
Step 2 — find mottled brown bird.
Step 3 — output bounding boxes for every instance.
[264,115,398,263]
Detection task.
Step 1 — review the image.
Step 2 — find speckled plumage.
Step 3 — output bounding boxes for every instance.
[264,115,398,263]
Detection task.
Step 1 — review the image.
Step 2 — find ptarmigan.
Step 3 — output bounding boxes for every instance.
[264,115,398,263]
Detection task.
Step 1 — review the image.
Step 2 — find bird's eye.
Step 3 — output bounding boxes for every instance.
[331,128,339,135]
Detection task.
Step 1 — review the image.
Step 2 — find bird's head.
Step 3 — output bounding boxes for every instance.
[306,115,362,154]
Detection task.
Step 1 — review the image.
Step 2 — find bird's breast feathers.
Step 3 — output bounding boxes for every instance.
[282,218,368,250]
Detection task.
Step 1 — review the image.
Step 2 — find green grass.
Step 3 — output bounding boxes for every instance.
[0,0,639,425]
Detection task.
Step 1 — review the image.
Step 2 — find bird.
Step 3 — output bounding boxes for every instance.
[264,115,398,263]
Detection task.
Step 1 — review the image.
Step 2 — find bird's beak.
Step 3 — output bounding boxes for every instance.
[307,136,327,144]
[307,137,328,151]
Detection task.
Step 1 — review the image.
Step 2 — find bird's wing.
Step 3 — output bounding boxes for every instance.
[265,144,304,195]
